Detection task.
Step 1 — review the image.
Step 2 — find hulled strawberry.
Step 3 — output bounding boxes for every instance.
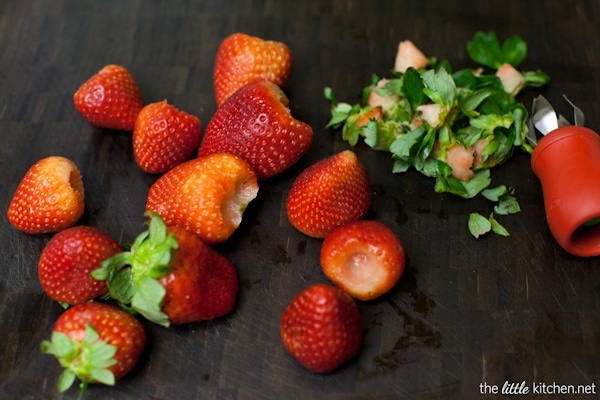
[286,150,371,238]
[93,212,238,326]
[41,302,146,397]
[73,64,144,131]
[38,226,122,305]
[198,79,313,180]
[145,152,259,245]
[320,220,406,301]
[213,32,293,106]
[133,100,202,174]
[7,156,85,234]
[280,283,362,373]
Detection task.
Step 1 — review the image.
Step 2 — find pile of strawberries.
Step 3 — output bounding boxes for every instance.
[7,32,409,396]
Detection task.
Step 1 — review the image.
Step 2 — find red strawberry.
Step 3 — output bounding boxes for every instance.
[93,212,238,326]
[280,283,362,373]
[198,79,313,180]
[320,220,406,301]
[145,152,259,245]
[38,226,122,305]
[7,156,85,234]
[41,302,146,397]
[286,150,371,238]
[133,100,202,174]
[213,32,293,107]
[73,64,143,131]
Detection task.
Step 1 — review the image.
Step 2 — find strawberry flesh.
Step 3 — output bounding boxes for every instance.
[320,220,406,301]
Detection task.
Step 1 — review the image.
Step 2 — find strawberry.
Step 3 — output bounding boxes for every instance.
[145,152,259,245]
[93,212,238,326]
[73,64,143,131]
[198,79,313,180]
[496,63,525,96]
[7,156,85,234]
[133,100,202,174]
[394,40,429,73]
[286,150,371,238]
[320,220,406,301]
[38,226,122,305]
[280,283,362,373]
[41,302,146,397]
[213,32,293,107]
[354,106,384,127]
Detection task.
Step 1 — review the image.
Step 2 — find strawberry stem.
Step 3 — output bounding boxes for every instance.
[91,212,178,327]
[41,324,117,398]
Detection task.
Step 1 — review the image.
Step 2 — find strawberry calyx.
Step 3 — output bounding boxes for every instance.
[40,324,117,399]
[92,211,178,327]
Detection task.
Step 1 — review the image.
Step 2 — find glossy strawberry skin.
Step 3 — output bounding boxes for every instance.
[213,32,293,106]
[73,64,143,131]
[133,100,202,174]
[286,150,371,238]
[38,226,122,305]
[145,153,259,245]
[7,156,85,234]
[159,225,238,324]
[199,80,313,180]
[50,302,146,381]
[280,283,362,373]
[320,220,406,301]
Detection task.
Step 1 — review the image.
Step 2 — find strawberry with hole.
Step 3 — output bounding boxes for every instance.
[198,79,313,180]
[213,32,293,107]
[38,226,122,306]
[286,150,371,238]
[320,220,406,301]
[146,152,259,245]
[73,64,144,131]
[133,100,202,174]
[7,156,85,234]
[93,212,238,326]
[41,302,146,398]
[280,283,362,373]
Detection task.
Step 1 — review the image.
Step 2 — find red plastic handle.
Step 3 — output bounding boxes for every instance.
[531,126,600,257]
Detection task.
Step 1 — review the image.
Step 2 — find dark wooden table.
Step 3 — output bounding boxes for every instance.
[1,1,599,399]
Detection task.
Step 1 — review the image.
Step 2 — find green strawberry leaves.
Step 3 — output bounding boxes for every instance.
[466,31,527,69]
[92,211,178,327]
[324,31,548,238]
[41,324,117,398]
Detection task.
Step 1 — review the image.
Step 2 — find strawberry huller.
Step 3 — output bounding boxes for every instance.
[530,95,600,257]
